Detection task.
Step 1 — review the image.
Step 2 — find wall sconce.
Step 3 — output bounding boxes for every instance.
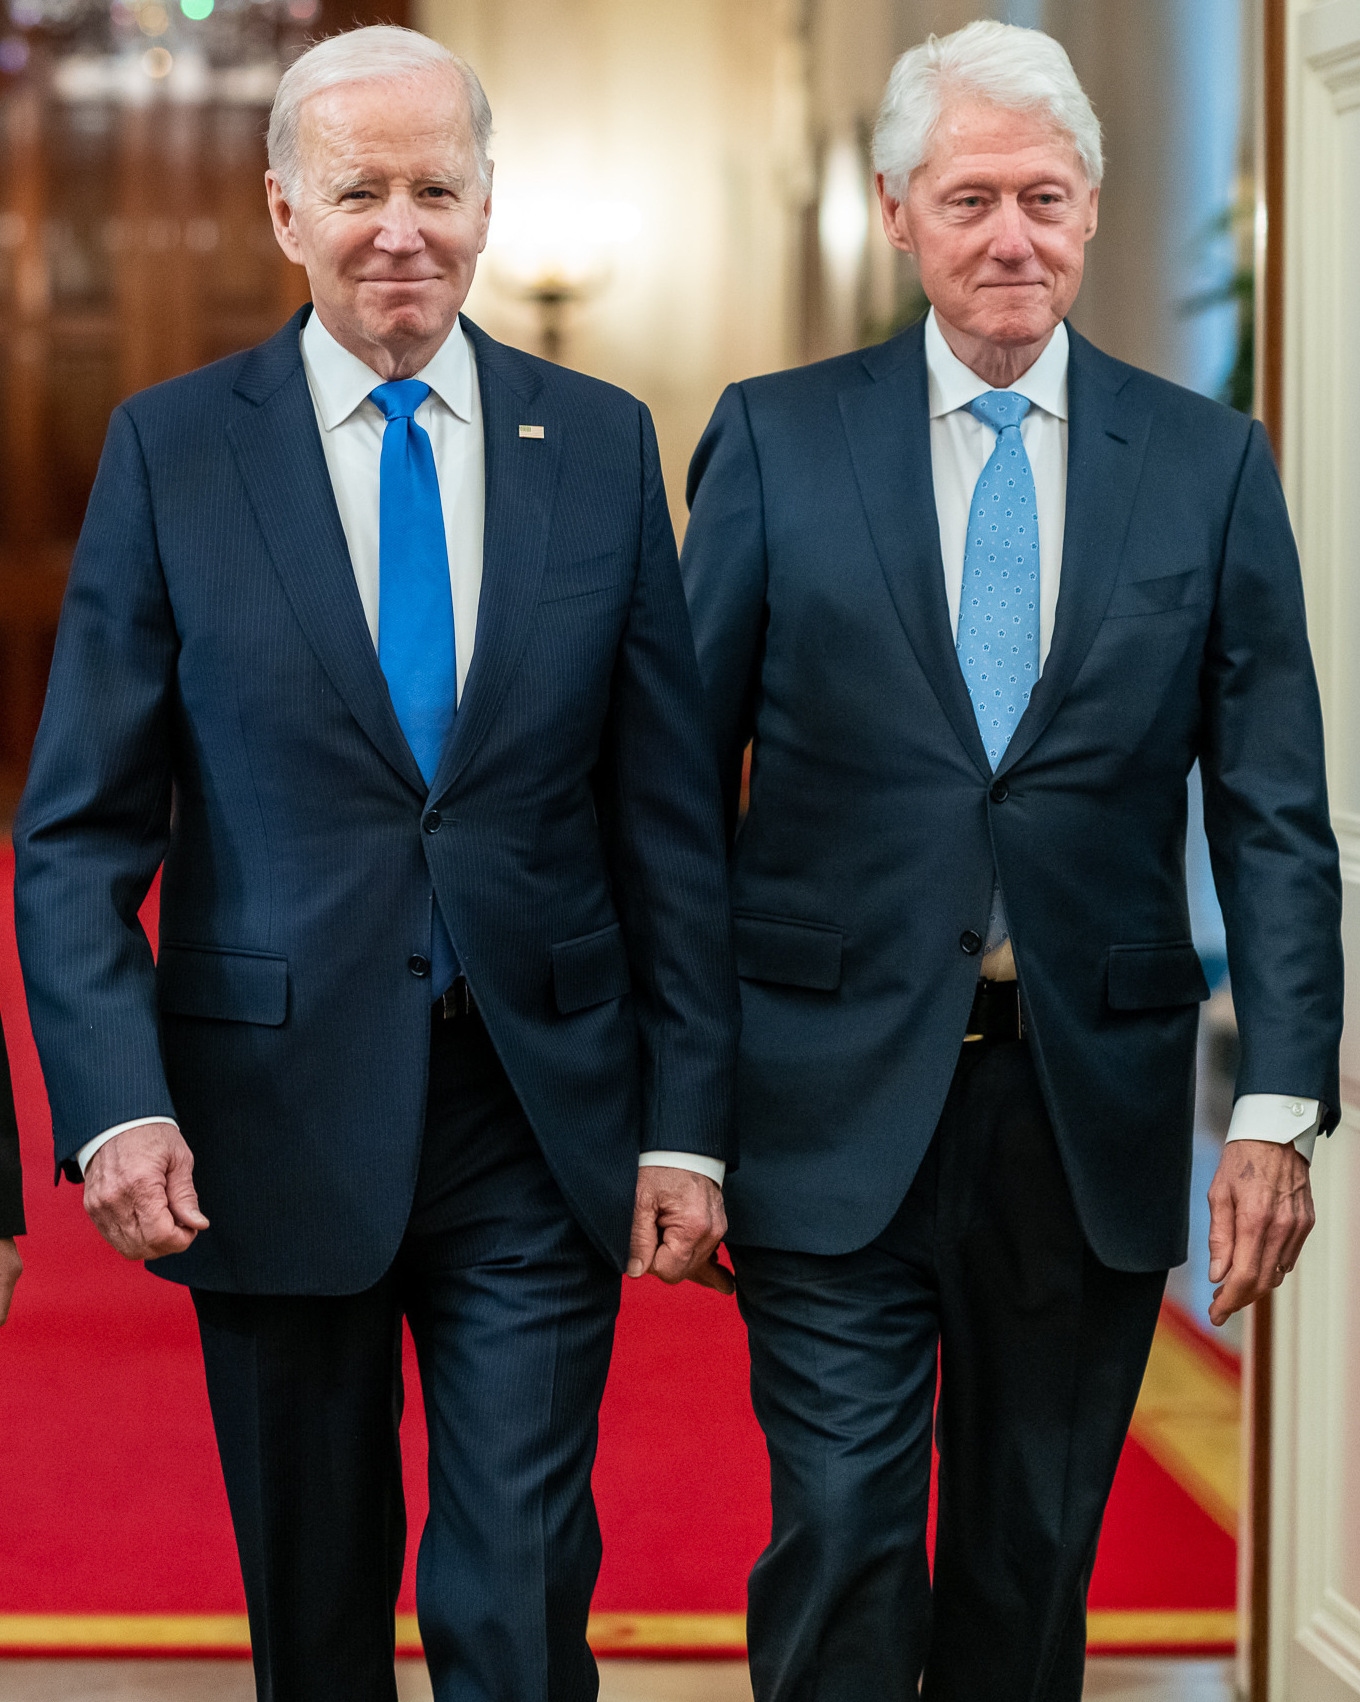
[818,137,868,287]
[487,193,641,363]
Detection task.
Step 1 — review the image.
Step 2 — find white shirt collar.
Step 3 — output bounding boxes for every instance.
[924,306,1069,423]
[300,307,475,432]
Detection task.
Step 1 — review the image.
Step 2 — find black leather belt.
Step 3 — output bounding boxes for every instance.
[438,977,477,1019]
[963,978,1025,1044]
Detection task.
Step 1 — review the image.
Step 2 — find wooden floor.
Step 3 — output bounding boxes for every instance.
[0,1658,1237,1699]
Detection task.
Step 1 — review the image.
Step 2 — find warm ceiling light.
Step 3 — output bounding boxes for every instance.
[488,193,642,294]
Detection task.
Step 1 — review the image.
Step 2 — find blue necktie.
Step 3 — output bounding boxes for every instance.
[957,390,1040,767]
[372,378,459,992]
[957,391,1040,959]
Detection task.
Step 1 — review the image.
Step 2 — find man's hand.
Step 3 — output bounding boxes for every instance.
[628,1166,734,1295]
[83,1122,209,1261]
[0,1237,21,1325]
[1207,1138,1315,1327]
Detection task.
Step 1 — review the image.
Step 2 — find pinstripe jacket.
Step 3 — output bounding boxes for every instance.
[14,307,739,1292]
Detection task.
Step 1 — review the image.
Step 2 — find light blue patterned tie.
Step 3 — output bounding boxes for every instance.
[958,391,1040,961]
[957,390,1040,768]
[372,378,459,992]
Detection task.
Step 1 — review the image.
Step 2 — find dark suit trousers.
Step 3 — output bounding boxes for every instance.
[731,1037,1166,1702]
[192,1009,621,1702]
[0,1014,24,1238]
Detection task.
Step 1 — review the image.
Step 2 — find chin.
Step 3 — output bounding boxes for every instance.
[974,310,1059,349]
[366,309,446,346]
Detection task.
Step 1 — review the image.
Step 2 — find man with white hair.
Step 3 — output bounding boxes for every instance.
[683,19,1341,1697]
[14,25,738,1700]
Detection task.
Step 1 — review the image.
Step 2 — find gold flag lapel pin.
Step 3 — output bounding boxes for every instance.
[518,424,545,439]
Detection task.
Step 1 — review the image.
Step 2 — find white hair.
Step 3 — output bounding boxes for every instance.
[268,26,493,200]
[872,20,1103,194]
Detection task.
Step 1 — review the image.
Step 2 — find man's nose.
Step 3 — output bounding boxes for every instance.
[989,199,1034,262]
[372,194,425,254]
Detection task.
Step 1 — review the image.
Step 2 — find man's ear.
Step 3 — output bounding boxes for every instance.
[1084,184,1100,242]
[265,171,305,265]
[876,173,915,257]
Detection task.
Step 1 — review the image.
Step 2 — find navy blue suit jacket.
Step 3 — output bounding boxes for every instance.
[14,307,739,1293]
[682,320,1343,1272]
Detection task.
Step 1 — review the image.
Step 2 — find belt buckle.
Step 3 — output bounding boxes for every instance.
[441,978,473,1019]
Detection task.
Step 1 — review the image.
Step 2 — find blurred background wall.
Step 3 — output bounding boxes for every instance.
[0,0,1255,809]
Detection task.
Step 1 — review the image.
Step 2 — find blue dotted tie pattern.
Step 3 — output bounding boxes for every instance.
[956,390,1040,769]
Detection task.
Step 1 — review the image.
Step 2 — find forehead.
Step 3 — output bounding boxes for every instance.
[298,71,473,171]
[922,95,1084,181]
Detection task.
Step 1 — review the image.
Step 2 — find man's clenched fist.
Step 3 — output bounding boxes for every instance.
[628,1166,733,1294]
[84,1121,209,1261]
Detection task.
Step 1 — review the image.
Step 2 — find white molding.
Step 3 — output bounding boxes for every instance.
[1299,1601,1360,1689]
[1333,812,1360,887]
[1299,0,1360,69]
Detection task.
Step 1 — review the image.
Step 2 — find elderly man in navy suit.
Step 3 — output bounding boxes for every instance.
[15,26,737,1702]
[683,20,1342,1700]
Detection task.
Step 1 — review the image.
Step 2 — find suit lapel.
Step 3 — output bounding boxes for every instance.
[429,321,562,802]
[839,326,991,779]
[994,328,1153,777]
[228,310,427,796]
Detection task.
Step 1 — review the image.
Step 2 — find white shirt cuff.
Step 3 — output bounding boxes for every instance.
[77,1117,181,1178]
[638,1150,727,1186]
[1226,1094,1320,1165]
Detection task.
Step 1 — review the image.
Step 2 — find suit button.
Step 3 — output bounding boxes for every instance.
[990,781,1009,803]
[960,930,982,956]
[408,954,431,978]
[423,810,442,834]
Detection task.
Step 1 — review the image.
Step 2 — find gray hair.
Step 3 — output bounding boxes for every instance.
[873,20,1103,194]
[268,26,493,200]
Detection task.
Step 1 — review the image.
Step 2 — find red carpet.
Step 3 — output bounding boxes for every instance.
[0,854,1235,1658]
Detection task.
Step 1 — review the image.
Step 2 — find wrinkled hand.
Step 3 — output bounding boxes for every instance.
[1207,1138,1315,1327]
[628,1166,734,1295]
[84,1122,209,1261]
[0,1237,21,1325]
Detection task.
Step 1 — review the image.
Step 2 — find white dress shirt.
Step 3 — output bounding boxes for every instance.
[78,312,723,1188]
[924,309,1319,1163]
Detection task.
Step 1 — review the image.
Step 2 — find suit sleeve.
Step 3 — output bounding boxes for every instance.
[13,404,178,1182]
[593,403,740,1166]
[680,383,769,845]
[1199,419,1344,1129]
[0,1017,23,1235]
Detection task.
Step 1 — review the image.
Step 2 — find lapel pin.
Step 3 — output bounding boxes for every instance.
[518,424,545,440]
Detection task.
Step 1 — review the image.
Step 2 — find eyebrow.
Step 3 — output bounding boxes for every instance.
[938,174,1078,195]
[327,168,470,198]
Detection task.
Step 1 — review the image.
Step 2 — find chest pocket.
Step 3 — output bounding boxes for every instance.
[538,550,627,605]
[1104,564,1211,620]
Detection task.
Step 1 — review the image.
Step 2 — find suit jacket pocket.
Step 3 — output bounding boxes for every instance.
[158,944,289,1026]
[551,922,631,1014]
[1104,567,1209,619]
[1107,942,1210,1010]
[734,913,843,991]
[538,550,626,604]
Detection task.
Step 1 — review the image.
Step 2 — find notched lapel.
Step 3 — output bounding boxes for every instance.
[227,359,427,797]
[839,332,990,779]
[995,335,1153,776]
[430,326,562,801]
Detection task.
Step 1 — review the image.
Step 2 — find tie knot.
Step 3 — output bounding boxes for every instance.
[370,379,432,422]
[969,390,1031,436]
